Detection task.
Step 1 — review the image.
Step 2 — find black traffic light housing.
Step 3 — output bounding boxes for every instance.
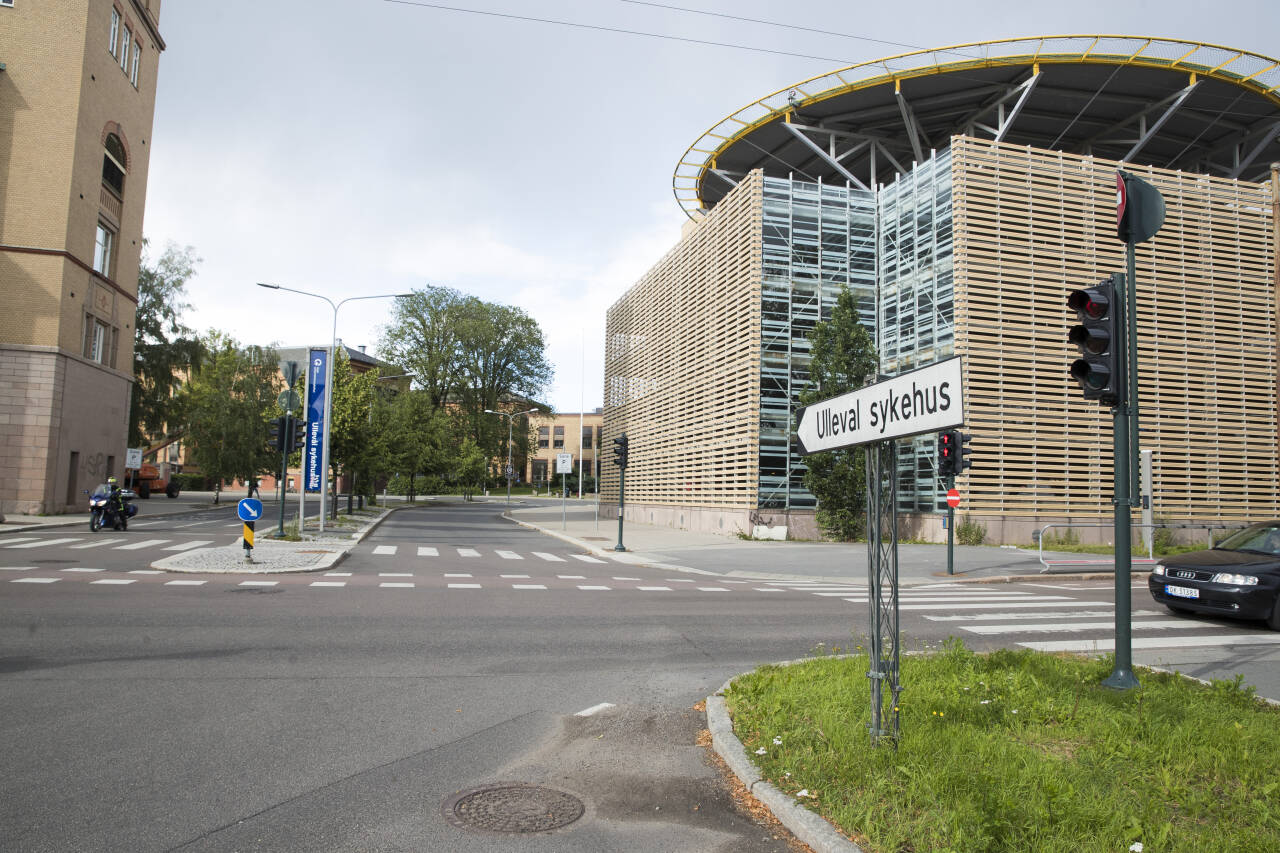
[613,432,629,469]
[1068,274,1125,407]
[937,430,957,477]
[956,432,973,474]
[267,416,284,452]
[289,414,306,453]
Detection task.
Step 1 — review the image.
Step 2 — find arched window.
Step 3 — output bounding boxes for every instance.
[102,134,126,197]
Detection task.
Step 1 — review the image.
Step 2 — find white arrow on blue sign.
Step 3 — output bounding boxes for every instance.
[794,356,965,454]
[237,498,264,522]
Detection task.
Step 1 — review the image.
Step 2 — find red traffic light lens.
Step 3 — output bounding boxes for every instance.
[1067,289,1108,319]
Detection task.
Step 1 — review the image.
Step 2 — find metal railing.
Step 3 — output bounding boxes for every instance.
[1036,521,1245,573]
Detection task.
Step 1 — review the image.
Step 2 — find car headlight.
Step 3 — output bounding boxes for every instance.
[1210,573,1259,586]
[1152,564,1165,576]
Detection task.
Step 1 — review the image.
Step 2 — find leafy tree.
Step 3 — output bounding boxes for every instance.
[799,286,878,540]
[454,436,488,500]
[381,388,451,501]
[327,350,378,516]
[180,332,280,502]
[129,241,204,446]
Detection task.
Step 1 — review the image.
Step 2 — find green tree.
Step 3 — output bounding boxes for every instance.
[799,286,878,540]
[180,332,280,503]
[454,436,488,501]
[327,351,378,516]
[129,241,204,446]
[382,388,450,501]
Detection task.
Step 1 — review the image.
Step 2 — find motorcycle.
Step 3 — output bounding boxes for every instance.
[87,485,138,531]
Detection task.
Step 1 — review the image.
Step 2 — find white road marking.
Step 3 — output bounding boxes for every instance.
[379,573,414,577]
[898,601,1112,611]
[310,581,346,587]
[165,580,207,586]
[754,588,786,592]
[69,538,125,549]
[577,585,611,590]
[457,548,480,557]
[698,587,731,592]
[448,583,482,589]
[666,579,696,583]
[91,579,136,585]
[325,572,352,577]
[533,552,566,562]
[833,594,1068,602]
[926,609,1154,622]
[575,702,616,717]
[379,582,415,588]
[0,566,36,571]
[613,576,641,581]
[500,574,530,579]
[558,575,586,580]
[128,569,163,575]
[444,573,473,578]
[513,584,547,590]
[62,567,104,572]
[373,545,397,555]
[637,586,672,591]
[417,546,438,557]
[0,538,41,546]
[7,538,82,549]
[570,555,604,563]
[496,550,523,560]
[964,619,1193,635]
[1021,634,1280,652]
[115,539,168,551]
[162,540,214,551]
[239,581,278,587]
[11,577,58,583]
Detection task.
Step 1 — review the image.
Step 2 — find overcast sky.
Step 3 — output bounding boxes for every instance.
[142,0,1278,413]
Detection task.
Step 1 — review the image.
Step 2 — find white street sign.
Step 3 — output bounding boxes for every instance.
[794,356,964,454]
[125,448,144,469]
[556,452,573,474]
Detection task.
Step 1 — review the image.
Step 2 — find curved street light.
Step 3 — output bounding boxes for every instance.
[484,407,538,505]
[257,282,411,532]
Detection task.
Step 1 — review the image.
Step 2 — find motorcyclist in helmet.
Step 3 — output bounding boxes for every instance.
[106,476,126,526]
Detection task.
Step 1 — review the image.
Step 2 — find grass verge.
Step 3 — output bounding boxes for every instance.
[725,641,1280,852]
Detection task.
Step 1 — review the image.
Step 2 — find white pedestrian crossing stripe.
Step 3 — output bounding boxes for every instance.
[570,554,604,563]
[533,552,566,562]
[417,547,438,557]
[457,548,480,557]
[496,550,523,560]
[116,539,168,551]
[373,545,397,555]
[162,540,214,551]
[7,538,81,549]
[69,539,125,549]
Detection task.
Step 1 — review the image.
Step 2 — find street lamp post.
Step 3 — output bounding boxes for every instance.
[484,407,537,505]
[256,283,411,533]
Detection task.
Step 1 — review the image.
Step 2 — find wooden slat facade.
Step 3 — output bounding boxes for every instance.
[601,172,764,509]
[952,136,1278,523]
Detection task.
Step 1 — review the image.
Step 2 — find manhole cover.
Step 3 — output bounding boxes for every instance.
[443,783,584,834]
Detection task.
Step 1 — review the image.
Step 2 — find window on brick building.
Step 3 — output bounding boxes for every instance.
[537,427,549,449]
[553,426,564,448]
[109,8,120,56]
[93,223,115,276]
[119,27,131,72]
[103,134,126,197]
[581,427,593,449]
[84,315,118,367]
[131,39,141,86]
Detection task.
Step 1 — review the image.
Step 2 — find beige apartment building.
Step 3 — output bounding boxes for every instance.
[525,410,604,491]
[0,0,164,515]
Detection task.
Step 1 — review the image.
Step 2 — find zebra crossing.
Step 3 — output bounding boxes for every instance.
[2,535,216,553]
[363,543,608,563]
[767,579,1280,652]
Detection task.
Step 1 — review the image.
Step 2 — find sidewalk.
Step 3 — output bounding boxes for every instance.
[507,501,1120,586]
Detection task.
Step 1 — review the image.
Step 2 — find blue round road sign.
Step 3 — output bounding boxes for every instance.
[237,498,264,522]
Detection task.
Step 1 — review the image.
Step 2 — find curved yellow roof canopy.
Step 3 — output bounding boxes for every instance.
[675,35,1280,218]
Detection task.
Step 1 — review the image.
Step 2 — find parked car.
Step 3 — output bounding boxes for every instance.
[1148,521,1280,630]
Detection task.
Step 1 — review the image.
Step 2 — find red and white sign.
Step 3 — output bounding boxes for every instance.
[946,488,961,508]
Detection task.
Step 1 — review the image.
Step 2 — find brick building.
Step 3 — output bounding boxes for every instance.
[0,0,165,515]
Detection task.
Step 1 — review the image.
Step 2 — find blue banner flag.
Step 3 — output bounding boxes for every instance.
[305,348,328,493]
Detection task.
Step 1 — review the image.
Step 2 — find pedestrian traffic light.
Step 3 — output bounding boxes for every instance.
[267,416,284,452]
[937,430,957,477]
[289,415,306,453]
[956,432,973,474]
[1068,274,1125,406]
[613,432,629,469]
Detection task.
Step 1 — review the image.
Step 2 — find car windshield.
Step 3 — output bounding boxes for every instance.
[1215,524,1280,555]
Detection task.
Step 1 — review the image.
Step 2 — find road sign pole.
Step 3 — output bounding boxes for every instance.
[947,475,955,576]
[614,468,626,552]
[562,471,567,530]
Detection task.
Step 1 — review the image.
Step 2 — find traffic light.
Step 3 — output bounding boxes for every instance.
[267,416,284,452]
[956,432,973,474]
[937,430,957,477]
[613,432,629,469]
[1068,274,1125,406]
[289,415,306,453]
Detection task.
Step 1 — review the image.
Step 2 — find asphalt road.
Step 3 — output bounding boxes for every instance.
[3,500,1278,851]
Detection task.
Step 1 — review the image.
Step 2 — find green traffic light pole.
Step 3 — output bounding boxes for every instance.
[946,472,955,576]
[614,467,626,552]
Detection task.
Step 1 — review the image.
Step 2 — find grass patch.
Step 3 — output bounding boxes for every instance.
[725,641,1280,852]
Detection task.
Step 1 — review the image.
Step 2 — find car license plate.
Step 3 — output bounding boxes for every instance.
[1165,585,1199,599]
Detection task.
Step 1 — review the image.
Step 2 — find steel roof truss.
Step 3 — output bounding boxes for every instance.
[895,89,927,163]
[993,72,1041,143]
[1121,81,1200,163]
[1228,120,1280,178]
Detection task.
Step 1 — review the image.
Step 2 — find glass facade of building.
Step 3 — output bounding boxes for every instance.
[758,176,876,509]
[757,154,953,513]
[877,152,955,513]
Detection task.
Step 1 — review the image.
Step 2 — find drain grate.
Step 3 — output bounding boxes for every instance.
[443,783,584,834]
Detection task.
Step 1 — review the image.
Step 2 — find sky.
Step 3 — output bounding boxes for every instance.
[142,0,1279,413]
